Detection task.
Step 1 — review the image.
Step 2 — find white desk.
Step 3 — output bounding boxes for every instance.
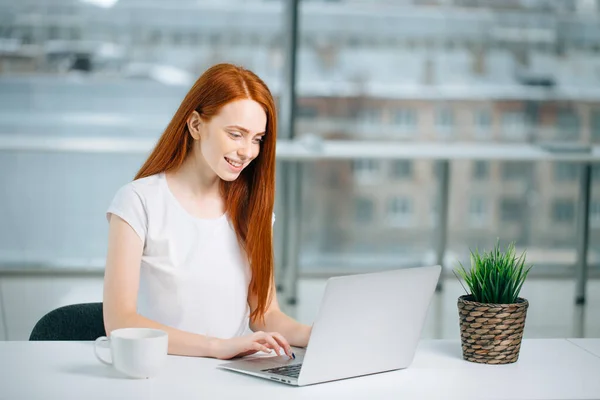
[567,339,600,359]
[1,339,600,400]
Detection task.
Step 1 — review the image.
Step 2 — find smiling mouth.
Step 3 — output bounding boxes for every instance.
[225,157,243,168]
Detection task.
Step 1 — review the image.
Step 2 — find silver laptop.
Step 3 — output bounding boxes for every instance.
[218,265,442,386]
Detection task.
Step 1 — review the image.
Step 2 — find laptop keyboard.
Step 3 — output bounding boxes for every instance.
[261,363,302,378]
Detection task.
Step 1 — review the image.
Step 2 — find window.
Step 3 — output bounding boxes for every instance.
[469,196,487,226]
[433,161,449,179]
[393,109,417,132]
[502,162,530,180]
[557,109,580,139]
[48,25,60,40]
[391,160,412,180]
[435,107,454,136]
[501,111,527,138]
[69,27,82,41]
[172,31,183,46]
[430,198,439,226]
[352,160,381,183]
[594,165,600,181]
[473,161,489,180]
[592,111,600,142]
[297,105,318,118]
[591,201,600,228]
[501,199,523,222]
[355,197,374,223]
[360,109,381,124]
[387,197,413,227]
[149,29,163,46]
[474,109,491,137]
[552,200,575,223]
[554,162,579,182]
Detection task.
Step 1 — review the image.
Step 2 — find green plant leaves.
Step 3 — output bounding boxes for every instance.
[453,240,533,304]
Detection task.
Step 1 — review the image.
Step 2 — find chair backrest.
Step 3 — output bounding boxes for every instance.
[29,302,106,341]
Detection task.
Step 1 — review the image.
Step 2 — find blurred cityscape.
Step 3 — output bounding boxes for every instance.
[1,0,599,272]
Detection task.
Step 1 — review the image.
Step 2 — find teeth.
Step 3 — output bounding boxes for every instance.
[226,157,242,168]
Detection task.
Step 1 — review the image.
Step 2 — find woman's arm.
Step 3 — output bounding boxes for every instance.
[103,215,221,357]
[248,280,312,348]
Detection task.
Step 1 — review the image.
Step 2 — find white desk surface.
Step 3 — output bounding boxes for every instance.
[567,338,600,359]
[1,339,599,400]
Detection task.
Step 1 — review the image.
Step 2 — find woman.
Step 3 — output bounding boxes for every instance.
[103,63,311,360]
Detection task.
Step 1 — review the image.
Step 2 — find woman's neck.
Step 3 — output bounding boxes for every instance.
[172,153,221,198]
[165,155,226,219]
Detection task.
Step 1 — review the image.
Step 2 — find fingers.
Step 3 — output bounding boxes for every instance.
[268,332,293,358]
[255,331,283,357]
[252,341,271,353]
[253,331,293,359]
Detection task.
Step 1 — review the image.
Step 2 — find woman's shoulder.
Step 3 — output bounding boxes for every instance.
[106,174,165,241]
[111,172,164,205]
[129,172,164,194]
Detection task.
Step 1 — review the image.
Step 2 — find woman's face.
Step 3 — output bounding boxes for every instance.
[188,99,267,182]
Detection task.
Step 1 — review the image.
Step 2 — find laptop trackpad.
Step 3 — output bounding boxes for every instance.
[220,347,305,370]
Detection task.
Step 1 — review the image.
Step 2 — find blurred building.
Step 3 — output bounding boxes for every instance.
[0,0,599,270]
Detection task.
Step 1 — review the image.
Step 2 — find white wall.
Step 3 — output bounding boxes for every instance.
[0,275,104,340]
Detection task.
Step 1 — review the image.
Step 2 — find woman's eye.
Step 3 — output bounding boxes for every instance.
[254,137,264,144]
[229,132,242,138]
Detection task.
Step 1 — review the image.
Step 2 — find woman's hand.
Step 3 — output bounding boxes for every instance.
[212,331,294,360]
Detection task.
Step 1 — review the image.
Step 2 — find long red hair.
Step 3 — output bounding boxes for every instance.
[135,63,276,323]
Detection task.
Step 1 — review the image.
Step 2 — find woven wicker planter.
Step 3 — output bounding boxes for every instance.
[458,294,529,365]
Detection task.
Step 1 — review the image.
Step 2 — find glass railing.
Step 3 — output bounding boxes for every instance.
[1,137,598,284]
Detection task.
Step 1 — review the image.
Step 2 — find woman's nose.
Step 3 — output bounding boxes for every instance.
[237,142,254,160]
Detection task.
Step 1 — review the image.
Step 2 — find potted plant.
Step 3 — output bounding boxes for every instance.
[454,241,533,365]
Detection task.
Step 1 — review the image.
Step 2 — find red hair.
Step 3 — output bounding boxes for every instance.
[135,63,276,323]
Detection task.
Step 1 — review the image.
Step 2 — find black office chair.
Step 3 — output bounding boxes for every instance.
[29,302,106,341]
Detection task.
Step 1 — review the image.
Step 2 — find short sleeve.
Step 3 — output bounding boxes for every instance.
[106,183,148,243]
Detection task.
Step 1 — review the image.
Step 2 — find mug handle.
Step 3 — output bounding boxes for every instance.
[94,336,112,366]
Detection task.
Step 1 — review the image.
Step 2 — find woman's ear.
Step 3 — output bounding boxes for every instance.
[187,111,203,140]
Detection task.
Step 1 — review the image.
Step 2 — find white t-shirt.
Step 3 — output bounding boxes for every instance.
[106,172,273,339]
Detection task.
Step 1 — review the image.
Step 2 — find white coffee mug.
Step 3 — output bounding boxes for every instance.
[94,328,168,379]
